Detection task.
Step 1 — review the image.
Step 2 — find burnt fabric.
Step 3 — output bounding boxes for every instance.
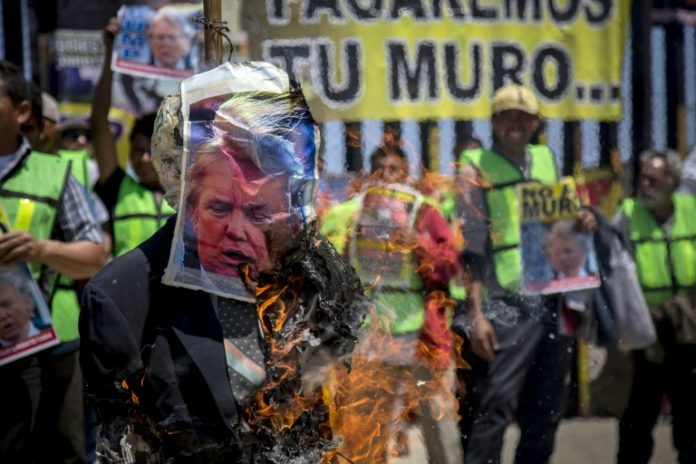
[238,227,371,462]
[80,216,368,463]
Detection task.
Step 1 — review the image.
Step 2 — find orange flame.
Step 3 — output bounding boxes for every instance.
[243,276,331,449]
[121,378,140,406]
[326,308,459,463]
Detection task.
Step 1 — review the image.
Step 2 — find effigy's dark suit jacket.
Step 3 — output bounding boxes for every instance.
[80,217,242,462]
[79,215,368,463]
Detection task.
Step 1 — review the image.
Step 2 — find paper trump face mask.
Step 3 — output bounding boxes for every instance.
[154,62,319,301]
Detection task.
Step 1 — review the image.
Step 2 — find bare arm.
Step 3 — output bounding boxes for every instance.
[0,232,106,279]
[91,18,120,184]
[38,239,106,278]
[464,278,499,362]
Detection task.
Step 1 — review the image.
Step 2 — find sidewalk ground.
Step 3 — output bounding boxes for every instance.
[394,417,677,463]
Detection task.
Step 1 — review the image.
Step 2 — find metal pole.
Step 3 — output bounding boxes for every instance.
[631,0,653,193]
[0,0,5,61]
[203,0,223,65]
[20,0,31,80]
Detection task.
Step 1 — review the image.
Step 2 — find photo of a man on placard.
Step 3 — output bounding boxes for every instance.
[111,4,201,79]
[147,9,192,70]
[0,270,39,347]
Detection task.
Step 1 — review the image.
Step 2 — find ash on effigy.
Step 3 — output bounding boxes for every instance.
[238,226,370,463]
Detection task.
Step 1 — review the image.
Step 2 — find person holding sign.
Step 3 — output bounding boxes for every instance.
[454,84,596,463]
[321,145,459,463]
[92,18,175,258]
[0,61,106,464]
[615,149,696,464]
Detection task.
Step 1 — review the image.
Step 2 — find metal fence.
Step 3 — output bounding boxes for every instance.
[2,1,695,188]
[319,2,696,191]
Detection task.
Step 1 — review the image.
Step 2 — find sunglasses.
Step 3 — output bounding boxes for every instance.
[60,129,91,142]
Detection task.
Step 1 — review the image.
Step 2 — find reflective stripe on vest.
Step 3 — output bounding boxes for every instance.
[113,175,175,256]
[459,145,558,291]
[0,151,69,278]
[622,194,696,308]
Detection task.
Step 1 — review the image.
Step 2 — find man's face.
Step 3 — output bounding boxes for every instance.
[191,155,290,279]
[0,285,33,342]
[638,157,675,209]
[0,79,30,147]
[130,133,160,187]
[547,236,586,278]
[491,109,539,148]
[59,127,92,152]
[21,117,42,149]
[149,18,190,68]
[371,153,409,184]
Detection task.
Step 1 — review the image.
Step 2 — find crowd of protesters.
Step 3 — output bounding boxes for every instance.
[0,13,694,464]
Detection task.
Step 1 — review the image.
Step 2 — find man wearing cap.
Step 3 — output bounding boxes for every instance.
[39,93,61,154]
[19,88,61,156]
[453,84,595,463]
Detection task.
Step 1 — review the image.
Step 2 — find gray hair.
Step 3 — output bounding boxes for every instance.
[0,269,34,316]
[148,7,195,39]
[640,149,683,188]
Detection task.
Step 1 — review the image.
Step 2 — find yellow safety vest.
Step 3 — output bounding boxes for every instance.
[621,194,696,308]
[112,174,174,256]
[321,189,442,334]
[48,150,93,341]
[0,151,73,339]
[459,145,558,291]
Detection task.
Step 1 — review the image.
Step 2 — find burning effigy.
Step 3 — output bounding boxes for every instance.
[79,62,369,463]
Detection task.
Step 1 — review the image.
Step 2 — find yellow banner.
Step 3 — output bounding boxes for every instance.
[242,1,631,122]
[518,177,580,223]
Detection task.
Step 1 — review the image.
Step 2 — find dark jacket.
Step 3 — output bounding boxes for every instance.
[80,216,368,463]
[80,216,242,461]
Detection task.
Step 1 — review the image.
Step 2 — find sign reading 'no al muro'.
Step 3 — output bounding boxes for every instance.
[242,0,631,122]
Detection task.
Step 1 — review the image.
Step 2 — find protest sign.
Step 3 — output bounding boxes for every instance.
[518,178,600,295]
[349,183,422,288]
[46,30,180,115]
[112,4,203,80]
[242,0,631,122]
[163,62,318,301]
[0,208,59,367]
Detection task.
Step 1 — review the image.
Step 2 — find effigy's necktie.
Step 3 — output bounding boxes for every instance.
[216,297,266,402]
